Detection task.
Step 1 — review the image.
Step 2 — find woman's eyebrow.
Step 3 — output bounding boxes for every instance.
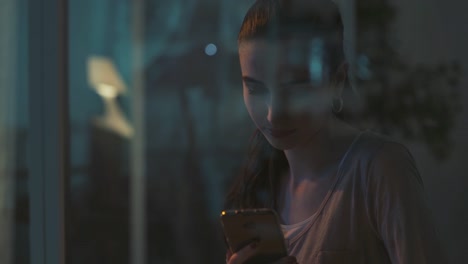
[242,76,310,87]
[282,79,310,85]
[242,76,264,84]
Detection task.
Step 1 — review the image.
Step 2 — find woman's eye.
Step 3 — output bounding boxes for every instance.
[246,84,268,95]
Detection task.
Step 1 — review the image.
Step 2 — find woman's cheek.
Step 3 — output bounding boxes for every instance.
[289,93,330,116]
[244,96,268,123]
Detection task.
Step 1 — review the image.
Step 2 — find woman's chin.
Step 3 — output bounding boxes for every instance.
[265,136,297,150]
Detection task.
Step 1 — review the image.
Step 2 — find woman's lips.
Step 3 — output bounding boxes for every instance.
[264,128,296,138]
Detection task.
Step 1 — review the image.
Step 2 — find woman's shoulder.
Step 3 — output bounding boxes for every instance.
[351,130,423,187]
[352,130,413,163]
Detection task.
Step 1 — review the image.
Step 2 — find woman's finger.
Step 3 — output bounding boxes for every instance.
[225,249,233,263]
[227,241,258,264]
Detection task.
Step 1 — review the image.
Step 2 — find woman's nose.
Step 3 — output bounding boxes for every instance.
[267,93,290,124]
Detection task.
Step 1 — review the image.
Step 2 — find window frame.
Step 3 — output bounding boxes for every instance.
[28,0,68,263]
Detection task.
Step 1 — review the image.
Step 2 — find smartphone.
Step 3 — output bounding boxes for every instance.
[220,208,287,264]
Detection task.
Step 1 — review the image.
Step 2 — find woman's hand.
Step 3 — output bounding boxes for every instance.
[226,242,298,264]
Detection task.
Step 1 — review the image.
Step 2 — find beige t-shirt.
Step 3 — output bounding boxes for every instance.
[281,212,317,245]
[282,131,446,264]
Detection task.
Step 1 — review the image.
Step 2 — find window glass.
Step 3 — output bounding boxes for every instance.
[67,0,467,263]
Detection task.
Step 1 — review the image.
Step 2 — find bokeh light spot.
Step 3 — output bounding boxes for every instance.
[205,43,217,56]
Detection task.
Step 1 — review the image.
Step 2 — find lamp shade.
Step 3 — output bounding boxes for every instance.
[87,56,127,98]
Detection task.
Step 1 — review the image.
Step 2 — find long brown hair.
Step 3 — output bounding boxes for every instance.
[225,0,347,210]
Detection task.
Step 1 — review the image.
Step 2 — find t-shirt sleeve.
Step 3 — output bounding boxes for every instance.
[364,142,447,264]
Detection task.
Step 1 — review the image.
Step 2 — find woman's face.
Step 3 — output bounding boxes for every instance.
[239,38,336,150]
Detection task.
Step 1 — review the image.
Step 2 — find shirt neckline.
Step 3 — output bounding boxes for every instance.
[286,130,367,245]
[280,212,317,230]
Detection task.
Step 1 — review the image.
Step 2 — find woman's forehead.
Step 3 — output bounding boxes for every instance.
[239,37,333,85]
[239,38,326,70]
[241,49,306,83]
[240,39,302,62]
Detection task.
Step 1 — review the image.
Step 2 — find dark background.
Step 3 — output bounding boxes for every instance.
[6,0,467,263]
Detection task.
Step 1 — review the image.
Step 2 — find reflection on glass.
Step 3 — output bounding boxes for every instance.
[67,0,464,263]
[356,54,372,80]
[309,38,325,85]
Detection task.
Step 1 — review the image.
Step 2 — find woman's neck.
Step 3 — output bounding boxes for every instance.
[283,117,358,184]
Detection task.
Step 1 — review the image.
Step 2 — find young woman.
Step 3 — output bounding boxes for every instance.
[224,0,445,263]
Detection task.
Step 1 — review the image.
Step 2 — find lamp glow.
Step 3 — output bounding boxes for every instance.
[96,83,119,99]
[87,56,134,138]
